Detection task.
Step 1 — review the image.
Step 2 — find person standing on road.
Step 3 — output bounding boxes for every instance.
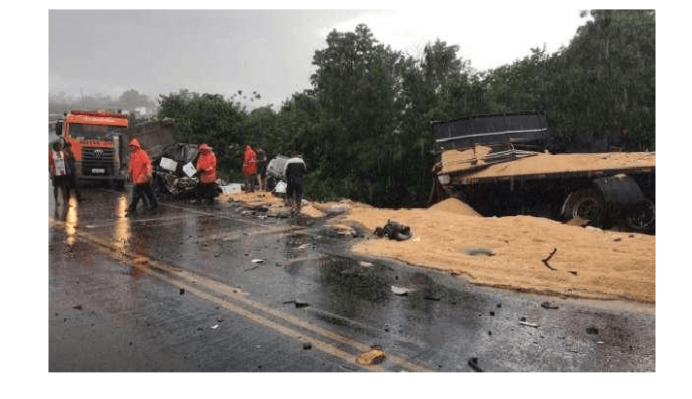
[196,143,218,204]
[126,137,157,215]
[49,141,69,206]
[283,151,307,215]
[63,141,82,201]
[255,147,268,191]
[243,144,257,192]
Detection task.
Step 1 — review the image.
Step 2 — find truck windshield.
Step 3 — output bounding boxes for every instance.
[69,123,122,139]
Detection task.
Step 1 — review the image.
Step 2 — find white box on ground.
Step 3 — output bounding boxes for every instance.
[160,157,177,172]
[183,162,196,177]
[274,181,287,193]
[221,184,242,194]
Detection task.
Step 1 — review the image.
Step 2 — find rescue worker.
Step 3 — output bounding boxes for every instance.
[126,137,157,215]
[283,151,307,215]
[49,141,69,206]
[255,147,268,191]
[243,144,257,192]
[63,141,82,201]
[195,143,218,204]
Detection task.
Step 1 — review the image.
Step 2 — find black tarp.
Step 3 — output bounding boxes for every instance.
[431,113,549,151]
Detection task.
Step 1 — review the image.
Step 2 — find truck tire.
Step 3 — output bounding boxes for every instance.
[561,188,605,226]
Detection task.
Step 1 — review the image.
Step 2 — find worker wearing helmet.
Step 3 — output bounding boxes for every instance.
[126,137,157,215]
[196,143,218,204]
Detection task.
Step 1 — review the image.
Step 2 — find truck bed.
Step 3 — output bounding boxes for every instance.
[439,148,656,184]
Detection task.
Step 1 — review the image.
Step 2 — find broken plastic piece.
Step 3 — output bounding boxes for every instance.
[391,286,411,296]
[251,259,264,263]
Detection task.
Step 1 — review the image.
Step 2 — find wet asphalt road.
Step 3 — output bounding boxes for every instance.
[49,185,655,372]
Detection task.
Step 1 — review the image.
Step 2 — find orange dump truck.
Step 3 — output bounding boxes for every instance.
[56,110,129,188]
[432,113,655,233]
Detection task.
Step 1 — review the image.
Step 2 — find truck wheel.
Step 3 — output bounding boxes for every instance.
[625,199,655,232]
[562,188,605,226]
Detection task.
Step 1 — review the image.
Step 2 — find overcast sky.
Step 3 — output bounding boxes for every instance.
[49,8,592,109]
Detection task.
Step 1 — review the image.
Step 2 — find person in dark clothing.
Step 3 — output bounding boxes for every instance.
[63,142,82,201]
[283,151,307,215]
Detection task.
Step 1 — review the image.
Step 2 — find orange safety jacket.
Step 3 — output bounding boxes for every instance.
[243,145,257,175]
[128,138,153,184]
[196,144,217,184]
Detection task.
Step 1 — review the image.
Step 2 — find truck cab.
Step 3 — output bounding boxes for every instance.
[55,110,129,188]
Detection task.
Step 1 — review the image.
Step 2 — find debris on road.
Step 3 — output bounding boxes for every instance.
[542,248,558,271]
[210,324,219,329]
[251,259,264,263]
[519,321,539,328]
[467,357,484,372]
[585,326,599,335]
[391,286,412,296]
[294,300,309,308]
[356,348,386,366]
[541,301,559,310]
[179,288,185,295]
[374,220,412,241]
[303,343,312,350]
[359,261,373,267]
[73,305,82,310]
[463,247,496,256]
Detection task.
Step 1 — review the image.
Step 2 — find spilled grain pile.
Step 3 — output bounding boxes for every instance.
[218,192,655,304]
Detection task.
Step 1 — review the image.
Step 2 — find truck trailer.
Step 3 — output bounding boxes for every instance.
[431,113,655,233]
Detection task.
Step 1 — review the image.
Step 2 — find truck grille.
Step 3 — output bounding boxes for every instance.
[81,148,116,176]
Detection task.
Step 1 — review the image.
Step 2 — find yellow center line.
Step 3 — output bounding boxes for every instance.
[49,217,433,372]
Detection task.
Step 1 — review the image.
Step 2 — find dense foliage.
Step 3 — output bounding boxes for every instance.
[153,10,654,207]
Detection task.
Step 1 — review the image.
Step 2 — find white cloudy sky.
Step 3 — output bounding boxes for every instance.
[48,5,594,109]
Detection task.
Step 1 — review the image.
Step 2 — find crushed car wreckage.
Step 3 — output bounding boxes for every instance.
[120,119,220,200]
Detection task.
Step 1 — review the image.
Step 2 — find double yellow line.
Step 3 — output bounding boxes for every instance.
[49,218,432,372]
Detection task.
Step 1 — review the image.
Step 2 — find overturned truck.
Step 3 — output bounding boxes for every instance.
[431,113,655,233]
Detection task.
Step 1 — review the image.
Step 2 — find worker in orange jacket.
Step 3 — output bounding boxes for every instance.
[196,143,218,204]
[242,144,257,192]
[126,137,157,215]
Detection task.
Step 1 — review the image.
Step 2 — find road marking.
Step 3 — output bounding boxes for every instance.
[49,217,432,372]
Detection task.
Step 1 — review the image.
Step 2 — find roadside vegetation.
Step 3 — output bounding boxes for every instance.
[49,10,655,208]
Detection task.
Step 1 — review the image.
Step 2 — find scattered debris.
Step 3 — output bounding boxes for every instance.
[391,286,412,296]
[244,265,261,272]
[463,247,496,256]
[73,305,82,310]
[613,237,622,242]
[297,243,310,249]
[303,343,312,350]
[179,288,185,295]
[489,311,495,316]
[585,326,599,335]
[541,301,559,310]
[374,220,412,241]
[210,324,219,329]
[356,348,386,365]
[568,270,578,276]
[467,357,484,372]
[294,300,309,308]
[251,259,264,263]
[542,248,558,271]
[519,321,539,328]
[359,261,373,267]
[424,295,441,301]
